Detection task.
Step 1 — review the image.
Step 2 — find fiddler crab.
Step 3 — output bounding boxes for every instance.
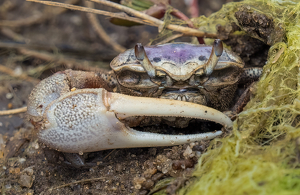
[27,39,262,165]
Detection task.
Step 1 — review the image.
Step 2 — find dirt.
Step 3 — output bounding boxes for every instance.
[2,135,211,194]
[0,0,270,195]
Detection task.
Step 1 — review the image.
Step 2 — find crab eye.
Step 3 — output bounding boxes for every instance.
[195,75,209,84]
[118,70,140,85]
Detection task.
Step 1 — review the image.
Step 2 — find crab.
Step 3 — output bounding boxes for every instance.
[27,39,262,156]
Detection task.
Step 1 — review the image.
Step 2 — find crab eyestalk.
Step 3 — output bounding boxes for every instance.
[204,39,223,75]
[135,43,156,78]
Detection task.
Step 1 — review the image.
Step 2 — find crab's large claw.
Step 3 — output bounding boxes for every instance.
[28,72,232,153]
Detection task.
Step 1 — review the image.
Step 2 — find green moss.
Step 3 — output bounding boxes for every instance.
[179,0,300,194]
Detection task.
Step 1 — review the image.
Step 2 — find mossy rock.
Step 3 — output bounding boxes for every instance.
[175,0,300,194]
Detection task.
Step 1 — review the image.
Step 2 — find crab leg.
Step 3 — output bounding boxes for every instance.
[30,87,232,153]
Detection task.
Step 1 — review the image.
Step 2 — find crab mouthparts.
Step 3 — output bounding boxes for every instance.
[160,87,206,103]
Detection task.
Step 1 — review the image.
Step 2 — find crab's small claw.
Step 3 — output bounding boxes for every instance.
[28,84,232,153]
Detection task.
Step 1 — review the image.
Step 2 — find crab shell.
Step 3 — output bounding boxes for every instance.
[111,43,243,81]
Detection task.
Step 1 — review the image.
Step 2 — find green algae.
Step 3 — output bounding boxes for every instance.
[178,0,300,194]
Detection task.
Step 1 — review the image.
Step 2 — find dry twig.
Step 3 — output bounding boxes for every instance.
[18,48,108,71]
[49,177,107,191]
[0,107,27,116]
[0,64,40,83]
[0,28,27,42]
[0,0,79,27]
[84,1,126,53]
[152,33,184,45]
[26,0,154,26]
[89,0,216,38]
[103,149,116,160]
[27,0,218,39]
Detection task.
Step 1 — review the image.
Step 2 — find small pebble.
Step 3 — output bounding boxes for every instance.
[27,189,34,195]
[19,158,26,164]
[143,167,157,179]
[172,159,195,170]
[183,146,192,158]
[143,179,154,189]
[135,183,142,190]
[190,142,196,148]
[151,173,164,182]
[14,66,23,76]
[32,142,39,149]
[0,135,4,150]
[138,190,148,195]
[6,93,13,99]
[70,15,82,26]
[133,177,146,189]
[116,163,123,172]
[192,144,205,152]
[7,103,13,109]
[19,174,34,188]
[5,184,11,189]
[148,148,157,156]
[195,151,202,158]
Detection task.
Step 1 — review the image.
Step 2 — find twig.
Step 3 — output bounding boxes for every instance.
[0,0,15,16]
[0,13,43,27]
[89,0,168,28]
[171,8,194,28]
[0,64,40,83]
[0,41,116,61]
[171,8,204,44]
[0,178,18,183]
[0,107,27,116]
[49,177,106,191]
[0,0,79,27]
[0,27,27,42]
[26,0,155,26]
[153,33,184,45]
[84,1,126,53]
[89,0,217,38]
[26,0,218,39]
[18,48,108,71]
[103,149,115,160]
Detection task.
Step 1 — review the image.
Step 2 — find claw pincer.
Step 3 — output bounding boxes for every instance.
[28,71,232,153]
